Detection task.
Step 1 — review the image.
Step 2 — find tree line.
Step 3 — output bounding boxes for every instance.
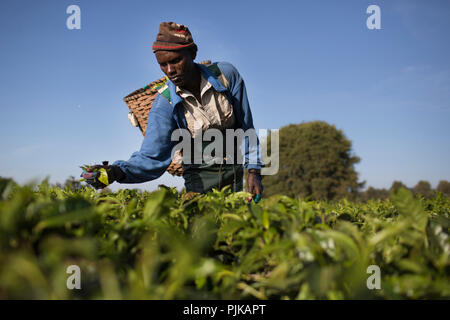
[358,180,449,202]
[261,121,449,202]
[1,120,448,202]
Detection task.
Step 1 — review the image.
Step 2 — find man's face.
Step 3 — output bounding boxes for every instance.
[155,49,195,87]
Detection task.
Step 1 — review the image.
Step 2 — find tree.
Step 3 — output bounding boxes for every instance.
[0,177,15,198]
[262,121,364,200]
[390,181,409,194]
[360,186,389,202]
[412,180,434,199]
[54,176,83,191]
[436,180,450,197]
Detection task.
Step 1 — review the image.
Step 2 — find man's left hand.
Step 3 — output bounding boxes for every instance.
[247,169,263,203]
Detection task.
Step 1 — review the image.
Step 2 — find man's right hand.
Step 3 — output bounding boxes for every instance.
[80,162,126,189]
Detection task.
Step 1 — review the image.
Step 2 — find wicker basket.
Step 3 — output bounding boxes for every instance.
[123,60,212,176]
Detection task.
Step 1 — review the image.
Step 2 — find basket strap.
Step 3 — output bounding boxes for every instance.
[157,85,172,104]
[206,63,229,89]
[154,63,228,105]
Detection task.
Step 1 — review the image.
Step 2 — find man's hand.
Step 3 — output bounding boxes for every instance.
[247,169,263,203]
[80,161,125,190]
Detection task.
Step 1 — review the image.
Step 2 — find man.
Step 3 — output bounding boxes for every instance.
[82,22,263,201]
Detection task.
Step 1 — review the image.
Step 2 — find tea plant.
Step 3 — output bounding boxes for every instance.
[0,178,448,299]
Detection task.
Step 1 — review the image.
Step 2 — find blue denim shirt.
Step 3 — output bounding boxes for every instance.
[113,62,264,184]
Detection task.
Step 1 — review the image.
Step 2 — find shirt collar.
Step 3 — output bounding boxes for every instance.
[175,73,212,98]
[166,63,227,109]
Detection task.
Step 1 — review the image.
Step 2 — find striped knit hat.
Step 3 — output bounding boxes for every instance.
[152,22,197,53]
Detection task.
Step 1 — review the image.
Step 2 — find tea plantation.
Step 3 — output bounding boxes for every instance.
[0,179,448,299]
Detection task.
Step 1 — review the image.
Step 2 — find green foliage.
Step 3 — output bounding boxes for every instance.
[390,181,409,194]
[262,121,364,201]
[437,180,450,197]
[359,187,390,202]
[358,180,449,202]
[412,181,434,199]
[0,179,449,300]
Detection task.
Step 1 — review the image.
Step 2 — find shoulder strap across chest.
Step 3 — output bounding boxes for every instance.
[154,63,228,105]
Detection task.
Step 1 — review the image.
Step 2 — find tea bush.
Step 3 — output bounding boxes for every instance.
[0,178,448,299]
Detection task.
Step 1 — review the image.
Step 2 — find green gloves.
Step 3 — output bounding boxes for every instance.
[80,161,126,189]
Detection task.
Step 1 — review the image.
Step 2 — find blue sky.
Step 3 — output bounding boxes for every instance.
[0,0,449,192]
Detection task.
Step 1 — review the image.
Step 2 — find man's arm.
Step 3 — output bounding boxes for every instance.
[217,62,264,170]
[112,95,177,183]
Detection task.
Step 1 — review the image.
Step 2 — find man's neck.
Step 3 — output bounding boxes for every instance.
[179,64,202,101]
